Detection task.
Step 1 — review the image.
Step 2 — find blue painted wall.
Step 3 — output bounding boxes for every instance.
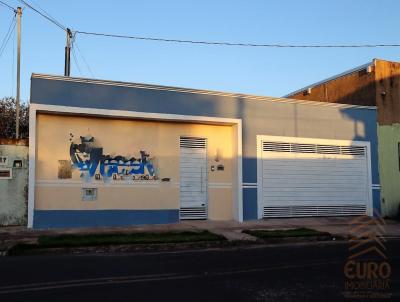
[33,209,179,229]
[31,75,380,223]
[243,188,258,220]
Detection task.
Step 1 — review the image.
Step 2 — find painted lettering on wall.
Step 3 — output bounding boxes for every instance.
[69,134,158,181]
[0,156,8,166]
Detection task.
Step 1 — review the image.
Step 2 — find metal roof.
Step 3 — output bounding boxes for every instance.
[284,60,375,98]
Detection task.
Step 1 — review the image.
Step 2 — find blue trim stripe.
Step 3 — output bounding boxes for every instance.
[33,209,179,229]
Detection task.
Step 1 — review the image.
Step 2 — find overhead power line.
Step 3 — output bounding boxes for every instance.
[0,0,15,12]
[71,44,83,76]
[18,0,66,31]
[75,30,400,48]
[25,0,62,27]
[0,14,16,58]
[7,1,400,50]
[74,42,95,78]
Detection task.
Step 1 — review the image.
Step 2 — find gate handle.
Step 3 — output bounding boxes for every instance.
[201,166,203,193]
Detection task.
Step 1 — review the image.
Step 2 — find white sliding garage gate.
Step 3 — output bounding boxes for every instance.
[257,136,372,218]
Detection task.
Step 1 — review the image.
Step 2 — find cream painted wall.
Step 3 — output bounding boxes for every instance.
[35,185,179,210]
[35,114,235,220]
[208,189,233,220]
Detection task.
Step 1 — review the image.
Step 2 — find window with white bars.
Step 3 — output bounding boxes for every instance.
[180,137,207,149]
[262,141,366,157]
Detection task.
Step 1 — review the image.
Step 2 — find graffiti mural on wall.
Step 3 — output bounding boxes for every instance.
[69,134,158,181]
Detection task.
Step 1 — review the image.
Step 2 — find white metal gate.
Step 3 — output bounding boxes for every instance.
[180,137,208,219]
[258,136,371,218]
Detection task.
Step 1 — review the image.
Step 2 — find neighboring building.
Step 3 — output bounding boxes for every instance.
[29,73,379,228]
[0,138,28,226]
[286,58,400,217]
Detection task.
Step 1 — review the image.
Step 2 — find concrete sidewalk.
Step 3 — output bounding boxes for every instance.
[1,216,400,251]
[183,216,400,240]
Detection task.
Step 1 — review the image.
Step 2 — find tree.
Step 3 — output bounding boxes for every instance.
[0,97,29,139]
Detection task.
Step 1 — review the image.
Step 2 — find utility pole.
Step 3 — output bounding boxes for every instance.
[15,7,22,139]
[64,28,72,76]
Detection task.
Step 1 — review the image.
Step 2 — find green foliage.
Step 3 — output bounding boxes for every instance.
[36,231,225,247]
[243,228,331,239]
[0,97,29,138]
[8,231,226,255]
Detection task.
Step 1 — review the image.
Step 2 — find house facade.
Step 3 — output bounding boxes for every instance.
[29,74,379,228]
[0,138,28,226]
[286,58,400,217]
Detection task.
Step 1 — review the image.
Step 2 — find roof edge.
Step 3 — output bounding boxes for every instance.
[31,73,376,110]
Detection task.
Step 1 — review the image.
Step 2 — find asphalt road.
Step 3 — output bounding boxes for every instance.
[0,240,399,302]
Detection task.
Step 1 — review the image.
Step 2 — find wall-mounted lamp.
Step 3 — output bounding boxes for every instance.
[215,148,222,162]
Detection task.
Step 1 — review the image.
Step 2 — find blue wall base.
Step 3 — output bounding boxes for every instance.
[33,209,180,229]
[243,188,258,220]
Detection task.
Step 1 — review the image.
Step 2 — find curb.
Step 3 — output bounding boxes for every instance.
[4,235,346,257]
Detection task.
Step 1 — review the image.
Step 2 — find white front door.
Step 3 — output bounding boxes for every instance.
[179,137,208,220]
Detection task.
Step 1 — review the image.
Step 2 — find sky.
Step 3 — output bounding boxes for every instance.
[1,0,400,102]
